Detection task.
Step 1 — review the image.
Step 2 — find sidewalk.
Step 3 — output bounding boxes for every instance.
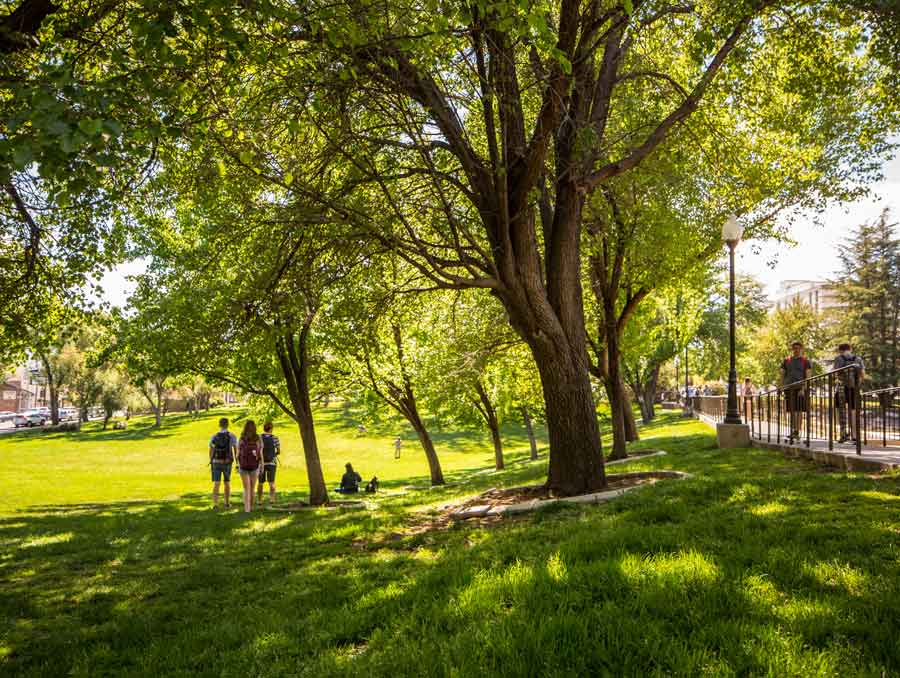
[696,412,900,472]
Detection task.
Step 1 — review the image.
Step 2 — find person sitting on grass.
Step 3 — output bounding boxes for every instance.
[237,420,263,513]
[209,417,238,510]
[257,421,280,505]
[337,463,362,494]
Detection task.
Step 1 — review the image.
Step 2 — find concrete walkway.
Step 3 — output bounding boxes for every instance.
[696,412,900,472]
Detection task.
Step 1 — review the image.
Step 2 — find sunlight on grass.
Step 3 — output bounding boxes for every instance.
[727,482,762,503]
[857,490,900,502]
[618,550,720,587]
[234,516,295,536]
[455,561,535,616]
[20,532,74,549]
[803,561,869,597]
[749,501,790,516]
[546,551,568,583]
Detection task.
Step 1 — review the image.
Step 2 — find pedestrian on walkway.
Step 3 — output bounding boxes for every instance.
[780,341,811,443]
[832,343,866,443]
[742,377,755,421]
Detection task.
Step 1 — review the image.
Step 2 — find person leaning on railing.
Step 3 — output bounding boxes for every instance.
[832,343,866,444]
[780,341,811,444]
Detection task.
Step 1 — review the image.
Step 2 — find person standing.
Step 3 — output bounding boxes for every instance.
[209,417,238,510]
[742,377,755,422]
[257,421,280,505]
[393,436,402,460]
[832,343,866,443]
[237,420,263,513]
[780,341,811,443]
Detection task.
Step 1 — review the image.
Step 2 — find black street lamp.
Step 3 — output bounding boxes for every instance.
[722,215,744,425]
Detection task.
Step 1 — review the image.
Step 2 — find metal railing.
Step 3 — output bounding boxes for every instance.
[691,366,900,456]
[861,386,900,448]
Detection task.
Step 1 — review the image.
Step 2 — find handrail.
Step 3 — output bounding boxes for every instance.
[862,385,900,396]
[753,364,858,397]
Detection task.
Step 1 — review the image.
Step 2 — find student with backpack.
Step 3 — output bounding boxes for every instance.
[237,420,264,513]
[209,417,238,510]
[780,341,811,443]
[257,421,280,505]
[832,343,866,443]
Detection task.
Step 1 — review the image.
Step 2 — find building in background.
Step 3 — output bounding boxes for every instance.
[772,279,841,313]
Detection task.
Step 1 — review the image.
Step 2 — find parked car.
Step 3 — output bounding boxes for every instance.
[14,411,46,428]
[59,408,79,422]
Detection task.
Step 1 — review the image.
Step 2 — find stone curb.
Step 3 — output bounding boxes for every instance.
[449,470,691,520]
[750,440,900,473]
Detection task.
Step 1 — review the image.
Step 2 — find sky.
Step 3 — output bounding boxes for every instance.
[738,149,900,297]
[96,148,900,309]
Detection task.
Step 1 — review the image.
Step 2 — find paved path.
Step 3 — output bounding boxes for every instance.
[696,413,900,471]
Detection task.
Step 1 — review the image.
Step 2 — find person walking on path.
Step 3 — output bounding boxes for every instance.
[257,421,280,505]
[832,343,866,443]
[780,341,811,443]
[209,417,238,510]
[393,436,402,460]
[742,377,755,422]
[237,420,263,513]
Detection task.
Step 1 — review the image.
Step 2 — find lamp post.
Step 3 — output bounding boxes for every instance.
[722,215,744,425]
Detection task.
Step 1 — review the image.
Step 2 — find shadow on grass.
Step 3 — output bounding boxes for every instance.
[2,414,900,676]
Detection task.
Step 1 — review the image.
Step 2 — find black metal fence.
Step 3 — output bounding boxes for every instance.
[691,366,900,455]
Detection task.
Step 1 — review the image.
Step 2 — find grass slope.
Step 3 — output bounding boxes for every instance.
[2,413,900,676]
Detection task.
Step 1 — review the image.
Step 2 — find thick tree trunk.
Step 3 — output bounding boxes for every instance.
[154,384,162,428]
[522,406,539,460]
[530,340,606,495]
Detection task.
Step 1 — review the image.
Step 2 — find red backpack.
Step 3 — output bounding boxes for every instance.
[238,438,260,471]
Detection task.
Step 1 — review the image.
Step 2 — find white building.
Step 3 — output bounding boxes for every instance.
[772,280,841,313]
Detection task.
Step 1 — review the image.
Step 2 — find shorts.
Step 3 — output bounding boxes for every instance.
[211,462,232,483]
[785,388,807,413]
[259,465,276,483]
[238,466,260,478]
[836,385,858,410]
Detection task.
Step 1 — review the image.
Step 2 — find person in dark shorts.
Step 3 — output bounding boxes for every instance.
[257,421,280,504]
[337,463,362,494]
[832,343,866,443]
[780,341,811,443]
[209,417,238,509]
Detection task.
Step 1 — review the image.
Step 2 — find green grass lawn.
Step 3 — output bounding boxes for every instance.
[2,411,900,676]
[0,405,543,513]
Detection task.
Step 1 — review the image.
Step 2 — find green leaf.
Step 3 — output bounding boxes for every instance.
[284,171,294,186]
[239,150,253,165]
[623,0,633,16]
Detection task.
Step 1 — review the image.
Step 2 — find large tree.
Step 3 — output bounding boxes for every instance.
[249,0,898,493]
[832,209,900,389]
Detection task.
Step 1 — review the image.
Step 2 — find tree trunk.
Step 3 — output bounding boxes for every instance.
[276,325,329,505]
[603,304,628,460]
[474,379,504,470]
[522,406,539,460]
[530,340,606,495]
[409,411,445,485]
[620,377,639,442]
[154,383,162,428]
[642,363,660,422]
[39,352,59,424]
